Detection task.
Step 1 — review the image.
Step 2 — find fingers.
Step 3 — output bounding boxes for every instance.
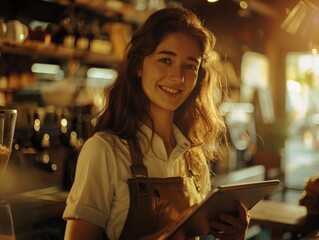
[239,204,251,224]
[209,204,250,240]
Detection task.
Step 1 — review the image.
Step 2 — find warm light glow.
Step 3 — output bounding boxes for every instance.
[61,118,68,127]
[87,68,117,80]
[43,133,50,141]
[241,51,269,89]
[86,67,118,88]
[31,63,61,74]
[239,1,248,9]
[312,114,319,124]
[34,119,41,131]
[42,153,50,163]
[70,131,77,139]
[285,53,319,116]
[207,0,219,2]
[14,143,19,151]
[19,34,25,41]
[312,48,318,55]
[287,80,302,94]
[298,54,319,77]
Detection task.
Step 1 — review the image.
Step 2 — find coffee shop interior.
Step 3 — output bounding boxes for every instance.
[0,0,319,239]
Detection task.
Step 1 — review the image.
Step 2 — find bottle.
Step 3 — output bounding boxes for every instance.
[0,18,7,39]
[89,19,112,55]
[75,11,89,50]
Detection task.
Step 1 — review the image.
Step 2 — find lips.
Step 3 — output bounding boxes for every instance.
[159,85,182,94]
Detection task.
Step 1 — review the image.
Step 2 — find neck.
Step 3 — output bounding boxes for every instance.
[148,107,176,155]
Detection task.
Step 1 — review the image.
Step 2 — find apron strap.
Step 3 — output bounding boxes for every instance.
[128,138,148,178]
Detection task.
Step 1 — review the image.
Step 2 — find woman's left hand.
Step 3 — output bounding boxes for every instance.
[209,204,250,240]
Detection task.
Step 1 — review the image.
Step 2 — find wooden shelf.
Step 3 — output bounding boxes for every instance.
[58,0,148,24]
[0,40,120,66]
[0,1,145,66]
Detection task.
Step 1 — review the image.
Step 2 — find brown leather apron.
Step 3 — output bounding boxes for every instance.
[118,139,192,240]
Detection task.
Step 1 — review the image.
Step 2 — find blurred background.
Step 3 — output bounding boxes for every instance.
[0,0,319,239]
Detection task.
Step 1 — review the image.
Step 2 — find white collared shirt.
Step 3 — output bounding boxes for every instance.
[63,124,211,239]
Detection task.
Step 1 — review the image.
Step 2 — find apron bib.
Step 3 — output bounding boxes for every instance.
[119,139,191,239]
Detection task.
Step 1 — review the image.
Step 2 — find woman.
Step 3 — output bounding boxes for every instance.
[63,6,250,240]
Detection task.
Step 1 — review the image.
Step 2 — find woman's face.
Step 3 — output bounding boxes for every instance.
[138,32,202,116]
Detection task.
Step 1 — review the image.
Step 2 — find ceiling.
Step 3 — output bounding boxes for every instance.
[177,0,302,59]
[180,0,300,21]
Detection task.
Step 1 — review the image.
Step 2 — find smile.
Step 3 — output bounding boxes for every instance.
[160,85,182,94]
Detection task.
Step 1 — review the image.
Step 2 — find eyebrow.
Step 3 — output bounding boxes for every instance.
[157,50,201,64]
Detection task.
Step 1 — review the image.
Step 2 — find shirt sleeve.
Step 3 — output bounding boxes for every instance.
[62,134,115,228]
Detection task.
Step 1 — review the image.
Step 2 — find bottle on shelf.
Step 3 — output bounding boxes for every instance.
[75,10,89,50]
[89,19,112,55]
[0,18,7,39]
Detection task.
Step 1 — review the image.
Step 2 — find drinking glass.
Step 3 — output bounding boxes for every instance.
[0,109,17,182]
[0,200,15,240]
[0,109,17,240]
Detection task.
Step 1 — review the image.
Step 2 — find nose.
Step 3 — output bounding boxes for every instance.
[169,66,184,83]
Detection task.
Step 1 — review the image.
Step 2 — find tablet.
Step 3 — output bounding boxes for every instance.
[165,179,280,239]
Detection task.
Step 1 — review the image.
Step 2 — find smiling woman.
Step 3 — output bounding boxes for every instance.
[62,6,250,240]
[139,32,201,116]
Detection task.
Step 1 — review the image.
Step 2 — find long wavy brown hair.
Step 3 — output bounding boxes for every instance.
[93,7,227,161]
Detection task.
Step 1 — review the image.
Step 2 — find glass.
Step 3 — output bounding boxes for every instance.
[0,200,15,240]
[0,109,17,182]
[0,109,17,240]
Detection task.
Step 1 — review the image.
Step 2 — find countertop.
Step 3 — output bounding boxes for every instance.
[6,186,69,240]
[1,148,71,239]
[250,200,319,239]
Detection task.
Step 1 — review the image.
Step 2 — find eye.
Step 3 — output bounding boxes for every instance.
[185,64,199,71]
[159,58,171,64]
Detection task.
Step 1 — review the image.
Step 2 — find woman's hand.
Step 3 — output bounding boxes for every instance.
[209,204,251,240]
[141,203,250,240]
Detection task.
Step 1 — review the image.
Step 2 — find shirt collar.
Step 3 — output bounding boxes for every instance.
[138,123,191,161]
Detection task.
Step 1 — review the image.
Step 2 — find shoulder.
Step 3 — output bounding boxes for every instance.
[83,131,124,151]
[80,131,130,164]
[78,131,125,164]
[76,131,131,180]
[86,131,116,145]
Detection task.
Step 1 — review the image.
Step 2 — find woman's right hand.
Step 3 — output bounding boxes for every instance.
[209,204,250,240]
[141,203,250,240]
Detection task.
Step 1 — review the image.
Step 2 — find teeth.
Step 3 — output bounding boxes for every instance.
[160,86,179,94]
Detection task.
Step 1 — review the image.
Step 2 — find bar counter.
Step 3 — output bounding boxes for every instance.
[4,157,319,240]
[250,200,319,239]
[8,187,68,240]
[2,146,70,240]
